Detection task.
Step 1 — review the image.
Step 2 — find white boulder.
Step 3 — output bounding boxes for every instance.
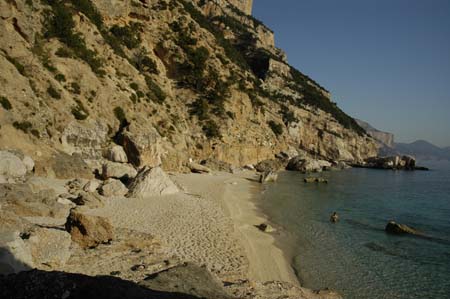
[127,166,179,197]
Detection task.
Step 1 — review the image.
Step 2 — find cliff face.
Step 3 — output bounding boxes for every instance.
[0,0,377,172]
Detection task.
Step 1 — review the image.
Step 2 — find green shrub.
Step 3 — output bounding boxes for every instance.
[6,56,25,76]
[110,23,142,49]
[71,100,89,120]
[279,105,297,125]
[70,82,81,94]
[13,121,32,133]
[145,76,166,103]
[202,120,221,138]
[0,96,12,110]
[47,86,61,99]
[268,120,283,136]
[113,106,126,123]
[54,73,66,82]
[129,82,139,91]
[189,98,209,121]
[55,47,72,58]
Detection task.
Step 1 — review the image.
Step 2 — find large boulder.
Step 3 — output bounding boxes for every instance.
[255,159,285,173]
[188,162,211,174]
[0,151,27,178]
[385,221,420,235]
[35,152,93,179]
[287,156,324,173]
[70,191,104,209]
[127,166,179,198]
[108,145,128,163]
[61,120,109,159]
[100,179,128,197]
[83,180,101,193]
[259,171,278,183]
[0,231,34,274]
[116,122,162,167]
[65,209,114,249]
[102,162,137,180]
[25,227,72,269]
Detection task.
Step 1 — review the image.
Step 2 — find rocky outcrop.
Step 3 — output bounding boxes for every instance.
[356,119,394,148]
[127,167,179,197]
[65,209,114,249]
[356,155,427,170]
[287,156,332,173]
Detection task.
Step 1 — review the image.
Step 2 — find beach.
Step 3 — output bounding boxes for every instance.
[89,170,299,286]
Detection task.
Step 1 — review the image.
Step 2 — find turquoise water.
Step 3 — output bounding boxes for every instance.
[260,161,450,299]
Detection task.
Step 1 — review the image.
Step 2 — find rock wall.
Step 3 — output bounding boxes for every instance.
[356,119,394,148]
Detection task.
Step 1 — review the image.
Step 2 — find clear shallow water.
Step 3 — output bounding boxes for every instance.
[260,161,450,299]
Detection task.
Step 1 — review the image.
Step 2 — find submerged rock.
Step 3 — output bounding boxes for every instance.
[385,221,420,235]
[304,177,328,183]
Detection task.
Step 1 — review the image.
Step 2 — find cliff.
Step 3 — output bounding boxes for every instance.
[0,0,377,173]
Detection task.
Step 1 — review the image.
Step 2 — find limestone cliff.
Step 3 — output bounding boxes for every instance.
[0,0,377,172]
[356,119,394,148]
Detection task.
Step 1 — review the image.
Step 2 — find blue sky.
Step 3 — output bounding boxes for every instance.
[253,0,450,147]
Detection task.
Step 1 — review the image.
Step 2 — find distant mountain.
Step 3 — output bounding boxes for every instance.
[394,140,450,161]
[355,119,394,148]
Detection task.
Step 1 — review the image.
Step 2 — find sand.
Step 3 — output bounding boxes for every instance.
[91,170,298,285]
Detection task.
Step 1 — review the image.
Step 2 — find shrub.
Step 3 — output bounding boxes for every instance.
[47,86,61,99]
[129,82,139,91]
[202,120,221,138]
[268,120,283,136]
[145,76,166,103]
[70,82,81,94]
[13,121,32,133]
[113,106,126,123]
[55,47,72,58]
[6,56,25,76]
[71,100,89,120]
[110,23,142,49]
[54,73,66,82]
[0,96,12,110]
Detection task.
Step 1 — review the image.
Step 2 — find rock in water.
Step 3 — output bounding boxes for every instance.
[256,223,276,233]
[108,145,128,163]
[127,166,179,197]
[385,221,420,235]
[65,209,114,249]
[259,171,278,183]
[100,179,128,197]
[0,151,27,178]
[304,177,328,183]
[287,156,330,173]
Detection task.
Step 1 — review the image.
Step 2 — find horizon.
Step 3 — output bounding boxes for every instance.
[253,0,450,148]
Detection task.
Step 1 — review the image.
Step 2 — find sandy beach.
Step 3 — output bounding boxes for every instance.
[90,170,299,285]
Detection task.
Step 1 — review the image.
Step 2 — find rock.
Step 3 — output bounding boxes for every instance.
[102,162,137,180]
[22,156,35,173]
[83,180,101,193]
[200,159,233,173]
[35,152,93,179]
[61,119,109,159]
[139,262,231,299]
[66,178,85,195]
[255,159,285,173]
[259,171,278,183]
[116,121,162,167]
[287,156,331,173]
[0,175,7,184]
[385,221,420,235]
[0,231,34,274]
[0,184,71,226]
[256,223,276,233]
[108,145,128,163]
[100,179,128,197]
[65,209,114,249]
[243,164,255,171]
[304,177,328,183]
[0,151,27,178]
[188,162,211,174]
[127,166,179,198]
[25,227,72,268]
[360,156,423,171]
[70,191,104,208]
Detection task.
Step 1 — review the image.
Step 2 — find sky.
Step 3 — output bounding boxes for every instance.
[252,0,450,147]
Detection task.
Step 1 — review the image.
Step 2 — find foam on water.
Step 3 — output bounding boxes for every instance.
[260,161,450,299]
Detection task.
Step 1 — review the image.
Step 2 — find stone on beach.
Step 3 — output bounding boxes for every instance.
[65,209,114,249]
[188,162,211,174]
[108,145,128,163]
[102,162,137,180]
[100,179,128,197]
[127,166,179,197]
[256,223,276,233]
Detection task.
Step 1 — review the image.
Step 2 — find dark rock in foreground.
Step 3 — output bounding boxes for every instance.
[385,221,420,235]
[0,270,201,299]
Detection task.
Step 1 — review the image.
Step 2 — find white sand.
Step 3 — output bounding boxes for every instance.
[92,171,298,285]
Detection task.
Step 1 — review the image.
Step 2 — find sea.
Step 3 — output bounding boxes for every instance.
[259,160,450,299]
